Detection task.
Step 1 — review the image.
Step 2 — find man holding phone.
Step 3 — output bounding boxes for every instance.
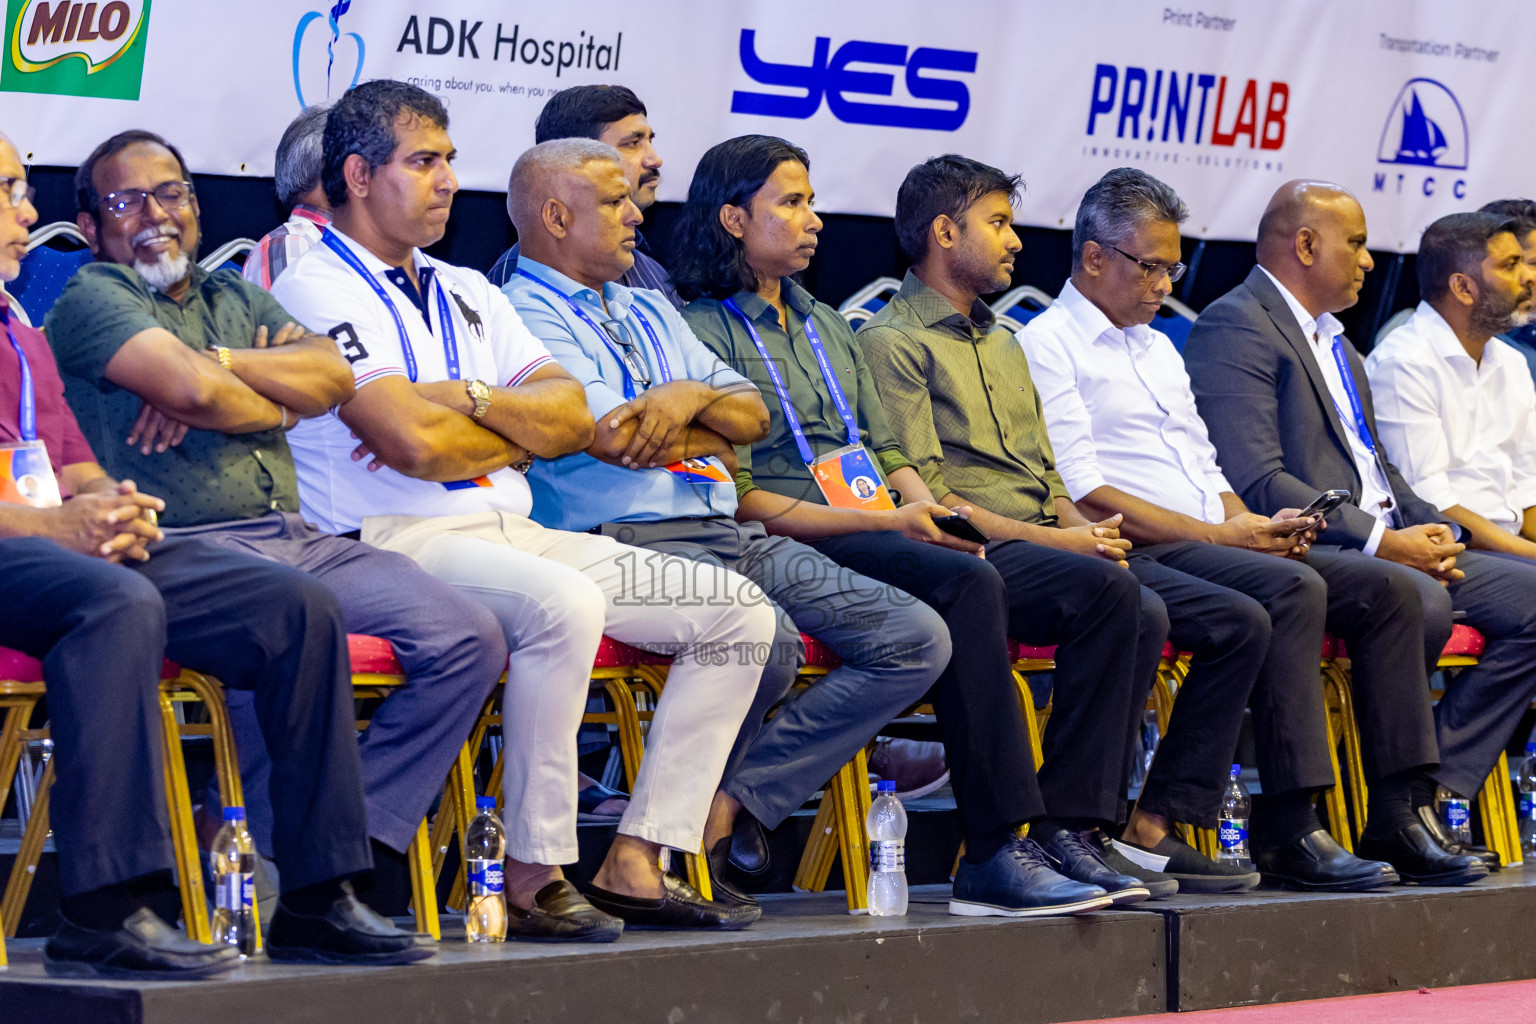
[1018,169,1477,889]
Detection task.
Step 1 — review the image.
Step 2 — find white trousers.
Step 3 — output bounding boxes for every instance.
[363,511,775,864]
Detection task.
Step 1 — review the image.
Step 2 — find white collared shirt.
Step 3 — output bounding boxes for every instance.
[1258,266,1394,555]
[1366,302,1536,533]
[271,227,555,534]
[1018,279,1231,524]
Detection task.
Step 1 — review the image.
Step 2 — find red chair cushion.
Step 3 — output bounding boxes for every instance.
[1324,624,1485,662]
[801,633,841,670]
[347,634,404,675]
[592,635,648,669]
[0,646,179,682]
[1007,641,1178,663]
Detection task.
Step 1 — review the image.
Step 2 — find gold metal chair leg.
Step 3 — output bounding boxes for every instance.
[158,691,210,943]
[1011,669,1045,769]
[1327,664,1369,839]
[3,758,52,938]
[682,848,713,901]
[601,675,646,790]
[833,748,872,913]
[793,795,838,893]
[407,819,440,939]
[437,742,479,912]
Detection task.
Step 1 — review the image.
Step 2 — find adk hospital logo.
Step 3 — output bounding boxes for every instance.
[1373,77,1469,198]
[1,0,151,100]
[294,1,364,108]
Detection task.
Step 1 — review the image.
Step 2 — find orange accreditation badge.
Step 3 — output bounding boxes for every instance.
[811,444,895,511]
[0,441,62,508]
[664,457,734,484]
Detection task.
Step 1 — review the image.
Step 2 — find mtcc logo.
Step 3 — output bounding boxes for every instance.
[2,0,151,100]
[1376,78,1468,169]
[731,29,977,132]
[293,0,364,108]
[1373,77,1469,198]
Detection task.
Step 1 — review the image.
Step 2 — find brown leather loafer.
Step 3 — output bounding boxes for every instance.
[583,872,761,930]
[507,879,623,942]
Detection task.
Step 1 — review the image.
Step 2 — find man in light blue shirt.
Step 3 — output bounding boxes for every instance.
[503,139,949,906]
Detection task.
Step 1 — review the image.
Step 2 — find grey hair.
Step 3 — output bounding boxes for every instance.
[505,137,622,234]
[1071,167,1189,271]
[273,104,331,209]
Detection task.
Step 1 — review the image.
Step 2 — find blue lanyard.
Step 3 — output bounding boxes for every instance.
[1329,336,1376,454]
[4,311,35,443]
[321,229,460,381]
[516,269,669,400]
[723,298,859,464]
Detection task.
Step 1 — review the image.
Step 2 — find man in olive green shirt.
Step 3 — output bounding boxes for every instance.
[859,154,1264,893]
[47,129,507,910]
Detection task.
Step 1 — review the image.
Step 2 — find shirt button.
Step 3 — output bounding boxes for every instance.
[269,500,280,510]
[253,449,264,459]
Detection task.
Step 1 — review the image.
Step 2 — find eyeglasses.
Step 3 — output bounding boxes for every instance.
[1106,243,1187,283]
[0,176,35,211]
[601,318,652,388]
[97,180,195,220]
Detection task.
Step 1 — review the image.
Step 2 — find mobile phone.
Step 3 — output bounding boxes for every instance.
[1284,489,1351,534]
[933,512,990,545]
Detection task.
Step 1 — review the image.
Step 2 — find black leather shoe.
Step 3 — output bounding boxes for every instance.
[949,835,1112,917]
[507,879,623,942]
[1254,829,1398,892]
[1040,829,1151,905]
[266,885,437,964]
[728,811,770,878]
[707,836,761,909]
[583,871,761,930]
[45,907,241,980]
[1414,805,1501,872]
[1357,821,1490,886]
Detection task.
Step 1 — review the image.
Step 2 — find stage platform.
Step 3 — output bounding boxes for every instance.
[5,872,1536,1024]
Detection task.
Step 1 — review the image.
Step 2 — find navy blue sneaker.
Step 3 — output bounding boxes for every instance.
[1041,829,1152,905]
[950,835,1113,917]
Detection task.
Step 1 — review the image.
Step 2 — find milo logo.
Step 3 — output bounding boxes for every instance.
[3,0,151,100]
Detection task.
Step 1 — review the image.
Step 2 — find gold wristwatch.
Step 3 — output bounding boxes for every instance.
[465,379,492,421]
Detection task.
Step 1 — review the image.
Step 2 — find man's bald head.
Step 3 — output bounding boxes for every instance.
[506,138,623,237]
[506,137,642,288]
[1254,179,1373,316]
[0,130,37,285]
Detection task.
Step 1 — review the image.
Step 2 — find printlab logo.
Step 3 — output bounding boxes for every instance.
[1372,78,1469,199]
[1376,78,1467,169]
[293,0,364,108]
[730,29,977,131]
[1,0,151,100]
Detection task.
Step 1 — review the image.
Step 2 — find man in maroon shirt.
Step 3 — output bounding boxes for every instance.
[0,133,428,977]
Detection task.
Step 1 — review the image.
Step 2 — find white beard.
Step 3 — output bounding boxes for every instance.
[134,251,191,293]
[1511,309,1531,329]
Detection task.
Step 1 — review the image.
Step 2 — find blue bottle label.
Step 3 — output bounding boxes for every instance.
[216,873,252,912]
[467,858,504,896]
[1522,794,1536,821]
[869,839,905,872]
[1218,818,1248,850]
[1443,800,1470,831]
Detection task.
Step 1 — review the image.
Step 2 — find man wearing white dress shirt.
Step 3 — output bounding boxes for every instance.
[1367,212,1536,560]
[1186,180,1536,877]
[1022,167,1452,890]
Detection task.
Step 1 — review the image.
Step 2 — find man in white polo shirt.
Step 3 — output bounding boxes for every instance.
[1368,211,1536,560]
[275,80,773,936]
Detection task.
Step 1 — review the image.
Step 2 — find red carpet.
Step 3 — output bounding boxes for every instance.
[1085,979,1536,1022]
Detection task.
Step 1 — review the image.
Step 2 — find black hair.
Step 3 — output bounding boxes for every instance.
[534,85,646,144]
[1417,211,1518,302]
[671,135,811,301]
[893,154,1023,264]
[1479,199,1536,242]
[1071,167,1188,271]
[75,130,192,219]
[321,79,449,208]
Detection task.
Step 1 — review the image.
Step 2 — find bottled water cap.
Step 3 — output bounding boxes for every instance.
[1230,764,1241,777]
[476,796,497,811]
[877,780,896,792]
[222,806,245,821]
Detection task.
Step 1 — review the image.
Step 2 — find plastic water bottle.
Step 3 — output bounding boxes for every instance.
[465,797,507,942]
[1217,765,1251,868]
[866,780,908,916]
[210,807,256,957]
[1518,744,1536,859]
[1436,785,1472,846]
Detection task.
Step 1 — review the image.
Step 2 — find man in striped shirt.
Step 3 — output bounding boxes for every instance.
[488,85,681,309]
[244,104,331,290]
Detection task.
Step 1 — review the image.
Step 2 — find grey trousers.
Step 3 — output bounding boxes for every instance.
[597,517,950,829]
[184,513,508,853]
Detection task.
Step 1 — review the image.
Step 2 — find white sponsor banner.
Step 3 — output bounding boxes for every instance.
[0,0,1526,251]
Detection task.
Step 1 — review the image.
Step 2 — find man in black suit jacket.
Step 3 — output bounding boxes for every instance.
[1186,180,1535,879]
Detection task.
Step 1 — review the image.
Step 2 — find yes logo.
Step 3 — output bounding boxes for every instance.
[293,1,364,108]
[731,29,977,132]
[2,0,151,100]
